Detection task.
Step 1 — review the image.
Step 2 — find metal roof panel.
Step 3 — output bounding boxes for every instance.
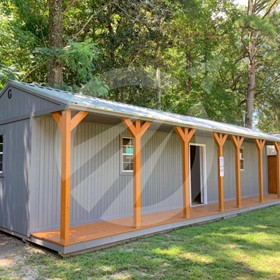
[3,80,280,142]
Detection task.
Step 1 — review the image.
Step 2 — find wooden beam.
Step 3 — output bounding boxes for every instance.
[213,133,228,212]
[255,138,265,150]
[185,128,196,143]
[174,127,186,142]
[121,118,137,137]
[231,135,244,208]
[182,141,190,219]
[60,109,72,244]
[274,142,280,199]
[174,127,196,219]
[122,119,151,228]
[70,111,88,131]
[213,132,228,147]
[174,127,195,143]
[52,112,62,129]
[134,132,141,229]
[139,121,152,137]
[255,139,266,203]
[51,109,88,244]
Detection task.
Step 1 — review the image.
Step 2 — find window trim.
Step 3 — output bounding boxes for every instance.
[240,147,244,171]
[121,136,134,174]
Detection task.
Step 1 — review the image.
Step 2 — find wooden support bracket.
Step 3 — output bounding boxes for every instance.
[174,127,196,219]
[70,111,89,131]
[213,132,228,212]
[231,135,244,208]
[121,119,152,229]
[52,112,62,129]
[52,110,88,132]
[255,139,266,203]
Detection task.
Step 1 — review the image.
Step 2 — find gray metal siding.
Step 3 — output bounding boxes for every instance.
[241,142,268,197]
[0,86,63,124]
[30,117,269,232]
[30,117,61,232]
[0,120,31,235]
[206,140,268,204]
[71,122,132,225]
[141,130,183,214]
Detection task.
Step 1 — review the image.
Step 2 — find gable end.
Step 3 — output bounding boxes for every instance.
[0,85,67,124]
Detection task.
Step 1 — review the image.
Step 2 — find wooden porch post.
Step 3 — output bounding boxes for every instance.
[121,119,151,229]
[52,109,88,243]
[273,142,280,199]
[213,133,228,212]
[255,139,266,203]
[231,136,244,208]
[174,127,195,219]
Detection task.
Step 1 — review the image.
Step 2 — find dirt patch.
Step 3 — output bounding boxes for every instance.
[0,232,46,279]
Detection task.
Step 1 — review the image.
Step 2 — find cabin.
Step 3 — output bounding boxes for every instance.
[0,80,280,255]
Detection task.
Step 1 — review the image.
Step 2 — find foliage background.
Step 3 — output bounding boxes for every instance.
[0,0,279,130]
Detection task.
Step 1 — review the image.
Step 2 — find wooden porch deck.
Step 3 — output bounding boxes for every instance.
[32,194,279,247]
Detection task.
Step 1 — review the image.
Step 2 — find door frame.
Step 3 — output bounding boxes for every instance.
[189,143,207,206]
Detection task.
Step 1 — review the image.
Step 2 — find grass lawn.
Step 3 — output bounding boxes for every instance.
[2,205,280,279]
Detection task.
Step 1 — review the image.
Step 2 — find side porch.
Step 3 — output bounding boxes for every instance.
[31,194,280,255]
[29,108,280,254]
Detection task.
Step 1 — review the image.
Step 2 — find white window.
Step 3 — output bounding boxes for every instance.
[240,147,244,171]
[0,135,3,173]
[122,137,134,172]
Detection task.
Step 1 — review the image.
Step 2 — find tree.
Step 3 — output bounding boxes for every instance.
[256,10,280,132]
[161,0,246,124]
[0,1,44,87]
[80,0,173,106]
[7,0,108,95]
[1,0,279,132]
[241,0,279,128]
[47,0,63,86]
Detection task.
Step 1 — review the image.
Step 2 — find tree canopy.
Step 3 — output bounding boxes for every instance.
[0,0,279,131]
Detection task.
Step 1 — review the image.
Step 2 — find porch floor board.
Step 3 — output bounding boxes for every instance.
[32,194,279,246]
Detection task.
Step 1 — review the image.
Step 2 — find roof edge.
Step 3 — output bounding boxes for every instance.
[69,103,280,143]
[2,80,280,143]
[2,80,69,107]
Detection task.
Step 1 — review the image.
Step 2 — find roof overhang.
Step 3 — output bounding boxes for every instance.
[69,103,280,143]
[2,80,280,143]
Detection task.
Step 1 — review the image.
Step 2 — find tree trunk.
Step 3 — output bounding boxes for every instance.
[245,32,256,128]
[47,0,63,87]
[245,1,255,128]
[185,51,192,94]
[156,67,162,110]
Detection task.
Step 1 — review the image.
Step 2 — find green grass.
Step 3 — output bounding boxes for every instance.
[4,205,280,279]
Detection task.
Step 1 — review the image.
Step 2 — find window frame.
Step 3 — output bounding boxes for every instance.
[240,147,244,171]
[121,136,134,174]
